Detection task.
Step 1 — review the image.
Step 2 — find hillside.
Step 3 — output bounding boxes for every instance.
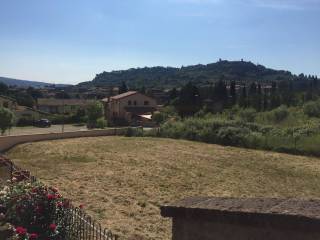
[8,137,320,239]
[80,60,295,89]
[0,76,52,88]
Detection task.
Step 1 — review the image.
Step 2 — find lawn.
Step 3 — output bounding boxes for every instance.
[7,136,320,240]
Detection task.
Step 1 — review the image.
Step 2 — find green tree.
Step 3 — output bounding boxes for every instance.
[0,82,8,94]
[238,85,247,108]
[175,82,201,117]
[119,82,128,94]
[0,107,15,135]
[86,101,105,128]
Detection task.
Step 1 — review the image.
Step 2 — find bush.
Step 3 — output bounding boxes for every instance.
[215,126,249,146]
[239,108,256,122]
[87,101,104,129]
[0,181,70,240]
[265,105,289,123]
[125,127,144,137]
[96,118,107,129]
[0,107,15,135]
[303,101,320,118]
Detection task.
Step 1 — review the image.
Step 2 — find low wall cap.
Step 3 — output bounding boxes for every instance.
[161,197,320,231]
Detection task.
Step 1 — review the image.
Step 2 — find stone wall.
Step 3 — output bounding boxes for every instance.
[161,197,320,240]
[0,128,131,153]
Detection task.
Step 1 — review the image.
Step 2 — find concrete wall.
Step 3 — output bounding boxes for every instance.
[171,218,320,240]
[0,128,131,153]
[161,197,320,240]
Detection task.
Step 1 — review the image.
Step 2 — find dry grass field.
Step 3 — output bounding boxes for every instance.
[7,136,320,239]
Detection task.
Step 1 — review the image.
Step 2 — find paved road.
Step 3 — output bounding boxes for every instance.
[3,124,88,136]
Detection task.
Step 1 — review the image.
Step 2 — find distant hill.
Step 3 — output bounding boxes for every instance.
[80,60,297,89]
[0,76,71,88]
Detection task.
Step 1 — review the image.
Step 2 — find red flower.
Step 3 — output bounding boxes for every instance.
[57,202,63,207]
[79,204,84,209]
[15,226,27,236]
[47,194,57,200]
[49,223,57,232]
[29,233,39,239]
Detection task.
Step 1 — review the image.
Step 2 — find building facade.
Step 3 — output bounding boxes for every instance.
[37,98,92,115]
[102,91,157,126]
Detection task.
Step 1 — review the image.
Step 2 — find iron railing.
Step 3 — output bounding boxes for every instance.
[0,155,119,240]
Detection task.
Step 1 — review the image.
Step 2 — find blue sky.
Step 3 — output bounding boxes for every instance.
[0,0,319,84]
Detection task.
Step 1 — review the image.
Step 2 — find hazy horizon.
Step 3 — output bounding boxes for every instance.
[1,0,319,84]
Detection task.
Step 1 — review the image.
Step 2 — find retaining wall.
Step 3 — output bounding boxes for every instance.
[0,128,132,153]
[161,197,320,240]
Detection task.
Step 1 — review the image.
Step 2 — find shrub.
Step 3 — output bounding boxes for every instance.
[125,127,143,137]
[303,101,320,118]
[239,108,256,122]
[87,101,104,129]
[0,181,70,240]
[96,118,107,129]
[0,107,15,135]
[215,126,249,146]
[267,105,289,123]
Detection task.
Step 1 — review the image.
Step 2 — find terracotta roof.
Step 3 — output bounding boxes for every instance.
[101,91,139,102]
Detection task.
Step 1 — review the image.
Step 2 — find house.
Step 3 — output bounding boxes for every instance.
[102,91,157,126]
[0,95,17,110]
[37,98,92,115]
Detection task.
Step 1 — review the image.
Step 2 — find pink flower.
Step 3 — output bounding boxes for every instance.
[15,226,27,236]
[49,223,57,232]
[57,202,63,207]
[29,233,39,239]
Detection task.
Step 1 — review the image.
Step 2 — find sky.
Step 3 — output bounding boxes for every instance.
[0,0,319,84]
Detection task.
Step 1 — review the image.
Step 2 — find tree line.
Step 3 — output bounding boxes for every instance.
[170,75,319,117]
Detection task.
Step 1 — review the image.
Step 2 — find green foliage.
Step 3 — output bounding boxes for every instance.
[125,127,143,137]
[0,82,8,94]
[96,117,107,129]
[265,105,289,123]
[140,111,320,157]
[0,107,15,135]
[0,181,69,239]
[152,106,178,125]
[86,101,104,129]
[239,108,257,122]
[303,101,320,118]
[15,93,35,108]
[85,60,298,89]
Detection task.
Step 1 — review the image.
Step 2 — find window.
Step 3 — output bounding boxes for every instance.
[133,100,137,106]
[128,100,132,105]
[144,101,149,106]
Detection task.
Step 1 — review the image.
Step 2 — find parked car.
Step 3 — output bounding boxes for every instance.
[34,119,51,128]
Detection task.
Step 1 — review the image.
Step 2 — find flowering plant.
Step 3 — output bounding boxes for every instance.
[0,181,70,240]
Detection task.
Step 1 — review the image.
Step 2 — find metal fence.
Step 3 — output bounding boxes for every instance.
[0,156,119,240]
